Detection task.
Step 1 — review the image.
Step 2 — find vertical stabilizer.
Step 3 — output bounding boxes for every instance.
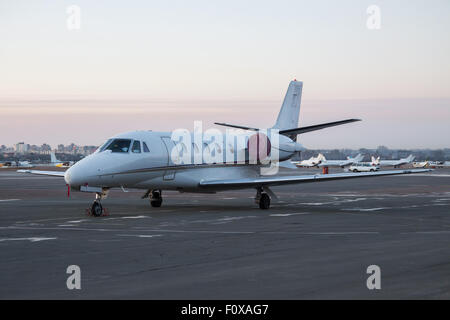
[50,152,59,163]
[273,80,303,130]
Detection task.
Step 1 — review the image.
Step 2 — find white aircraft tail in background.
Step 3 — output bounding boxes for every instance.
[371,156,381,165]
[348,154,364,163]
[50,152,59,164]
[50,152,74,168]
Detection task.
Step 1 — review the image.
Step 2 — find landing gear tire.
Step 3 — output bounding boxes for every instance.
[151,199,162,207]
[150,190,163,208]
[91,201,103,217]
[259,193,271,210]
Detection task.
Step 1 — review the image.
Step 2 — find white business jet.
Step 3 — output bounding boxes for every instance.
[292,154,324,167]
[318,153,364,168]
[412,161,428,168]
[371,154,415,167]
[19,81,430,216]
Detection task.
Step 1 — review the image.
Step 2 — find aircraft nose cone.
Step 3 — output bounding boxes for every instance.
[64,163,85,187]
[63,155,101,187]
[64,167,73,185]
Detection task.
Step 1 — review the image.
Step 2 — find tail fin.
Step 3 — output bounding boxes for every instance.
[273,80,303,130]
[50,152,58,163]
[371,156,380,165]
[353,154,364,162]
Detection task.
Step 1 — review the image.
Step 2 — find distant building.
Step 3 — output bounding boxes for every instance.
[40,143,52,155]
[15,142,29,154]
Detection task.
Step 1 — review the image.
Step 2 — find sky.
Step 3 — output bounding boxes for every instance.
[0,0,449,149]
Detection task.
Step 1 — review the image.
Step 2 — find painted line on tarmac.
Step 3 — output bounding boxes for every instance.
[118,234,162,238]
[270,212,311,217]
[0,237,57,242]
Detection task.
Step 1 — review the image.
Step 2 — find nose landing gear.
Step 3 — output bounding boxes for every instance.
[91,200,103,217]
[89,189,109,217]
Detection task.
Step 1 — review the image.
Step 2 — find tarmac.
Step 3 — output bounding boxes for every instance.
[0,167,449,299]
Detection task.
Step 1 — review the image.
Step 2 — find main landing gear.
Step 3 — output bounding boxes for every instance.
[90,189,109,217]
[255,187,271,209]
[142,189,163,207]
[150,189,163,207]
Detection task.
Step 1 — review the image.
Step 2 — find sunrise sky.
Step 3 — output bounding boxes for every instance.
[1,0,449,148]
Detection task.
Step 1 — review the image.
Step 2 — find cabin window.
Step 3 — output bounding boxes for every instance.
[143,142,150,153]
[131,140,141,153]
[104,139,132,153]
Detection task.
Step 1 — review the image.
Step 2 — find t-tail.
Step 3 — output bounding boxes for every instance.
[354,153,364,162]
[371,156,380,165]
[50,152,59,164]
[215,80,361,141]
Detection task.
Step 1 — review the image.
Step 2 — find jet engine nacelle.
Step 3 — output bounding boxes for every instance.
[247,132,272,163]
[246,132,302,163]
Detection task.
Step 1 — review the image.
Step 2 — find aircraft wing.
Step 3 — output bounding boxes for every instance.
[199,169,432,189]
[17,169,65,177]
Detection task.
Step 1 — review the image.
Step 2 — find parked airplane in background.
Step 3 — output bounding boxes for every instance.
[371,154,415,167]
[19,80,430,215]
[318,153,364,168]
[292,153,324,167]
[413,161,429,168]
[426,161,446,168]
[50,152,74,168]
[0,161,33,168]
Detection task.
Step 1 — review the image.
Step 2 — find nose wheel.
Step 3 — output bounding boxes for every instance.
[88,189,109,217]
[91,201,103,217]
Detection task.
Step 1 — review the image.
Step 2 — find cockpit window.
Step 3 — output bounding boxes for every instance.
[131,140,141,153]
[143,142,150,153]
[98,139,113,152]
[104,139,132,153]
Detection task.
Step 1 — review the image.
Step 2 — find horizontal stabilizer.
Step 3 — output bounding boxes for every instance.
[214,122,259,131]
[279,119,361,138]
